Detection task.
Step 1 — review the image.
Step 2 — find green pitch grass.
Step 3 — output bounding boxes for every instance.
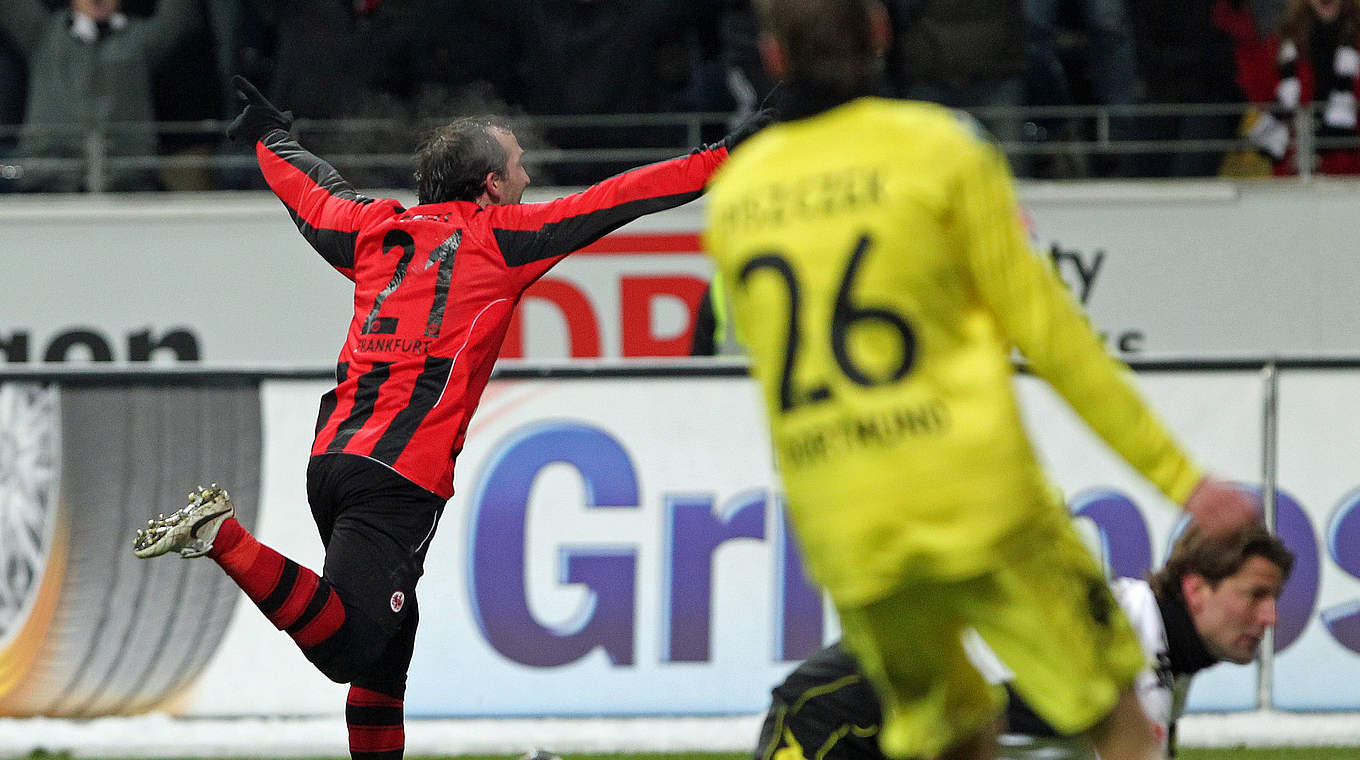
[1180,752,1360,760]
[440,753,1360,760]
[21,750,1360,760]
[436,752,1351,760]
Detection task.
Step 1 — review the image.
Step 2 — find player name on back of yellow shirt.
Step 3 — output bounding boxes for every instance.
[780,397,950,470]
[708,165,886,236]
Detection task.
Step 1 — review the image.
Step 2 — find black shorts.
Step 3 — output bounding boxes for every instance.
[306,453,445,640]
[755,643,885,760]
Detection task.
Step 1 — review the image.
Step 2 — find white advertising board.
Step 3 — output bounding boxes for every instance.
[173,368,1360,717]
[1272,371,1360,710]
[6,181,1360,366]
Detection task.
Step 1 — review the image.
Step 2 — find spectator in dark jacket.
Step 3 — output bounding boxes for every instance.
[0,32,23,165]
[0,0,203,191]
[1130,0,1249,176]
[885,0,1028,171]
[482,0,730,185]
[1024,0,1140,177]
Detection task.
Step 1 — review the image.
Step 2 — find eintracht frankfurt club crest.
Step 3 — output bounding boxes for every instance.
[390,591,405,613]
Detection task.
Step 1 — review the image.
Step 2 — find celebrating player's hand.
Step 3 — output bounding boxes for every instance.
[1184,476,1261,537]
[226,75,294,145]
[721,108,777,153]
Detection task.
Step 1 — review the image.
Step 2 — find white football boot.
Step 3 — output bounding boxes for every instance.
[133,484,235,559]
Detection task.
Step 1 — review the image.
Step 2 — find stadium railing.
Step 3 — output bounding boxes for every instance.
[0,102,1352,193]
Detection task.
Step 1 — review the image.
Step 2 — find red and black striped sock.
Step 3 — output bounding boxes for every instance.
[207,517,347,661]
[347,685,404,759]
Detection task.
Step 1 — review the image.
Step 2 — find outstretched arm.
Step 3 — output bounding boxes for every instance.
[488,144,725,276]
[255,131,391,281]
[489,109,773,285]
[958,139,1257,536]
[229,76,385,280]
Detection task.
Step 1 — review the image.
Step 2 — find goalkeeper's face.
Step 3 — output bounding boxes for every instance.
[1185,555,1286,665]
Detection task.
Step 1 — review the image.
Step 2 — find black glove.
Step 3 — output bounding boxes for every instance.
[721,108,776,152]
[226,75,294,144]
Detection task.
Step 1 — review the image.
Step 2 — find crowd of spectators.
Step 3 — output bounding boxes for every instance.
[1,0,1358,192]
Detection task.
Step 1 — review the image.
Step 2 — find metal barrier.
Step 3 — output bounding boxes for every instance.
[0,111,734,193]
[0,102,1354,193]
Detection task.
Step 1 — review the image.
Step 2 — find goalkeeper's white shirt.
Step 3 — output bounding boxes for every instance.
[1113,576,1194,755]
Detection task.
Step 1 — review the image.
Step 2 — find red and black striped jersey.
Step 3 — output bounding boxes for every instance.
[255,129,727,498]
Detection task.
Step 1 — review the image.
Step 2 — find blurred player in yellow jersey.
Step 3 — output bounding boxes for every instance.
[702,2,1260,759]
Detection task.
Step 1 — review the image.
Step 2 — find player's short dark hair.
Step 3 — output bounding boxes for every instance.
[753,0,879,95]
[1149,521,1294,601]
[414,116,512,205]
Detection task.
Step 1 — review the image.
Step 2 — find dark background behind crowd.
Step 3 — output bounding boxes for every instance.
[1,0,1355,193]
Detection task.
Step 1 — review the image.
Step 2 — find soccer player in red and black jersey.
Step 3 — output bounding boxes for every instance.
[134,76,771,760]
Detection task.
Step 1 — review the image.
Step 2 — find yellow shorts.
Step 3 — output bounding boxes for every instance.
[835,511,1146,760]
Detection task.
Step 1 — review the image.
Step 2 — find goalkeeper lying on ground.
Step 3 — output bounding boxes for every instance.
[755,522,1291,760]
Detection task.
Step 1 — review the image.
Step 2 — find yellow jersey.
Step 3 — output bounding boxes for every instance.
[703,98,1201,604]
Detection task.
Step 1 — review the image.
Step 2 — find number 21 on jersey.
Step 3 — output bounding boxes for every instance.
[361,228,462,338]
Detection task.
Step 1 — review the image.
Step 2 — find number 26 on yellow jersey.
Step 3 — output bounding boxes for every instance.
[738,232,917,412]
